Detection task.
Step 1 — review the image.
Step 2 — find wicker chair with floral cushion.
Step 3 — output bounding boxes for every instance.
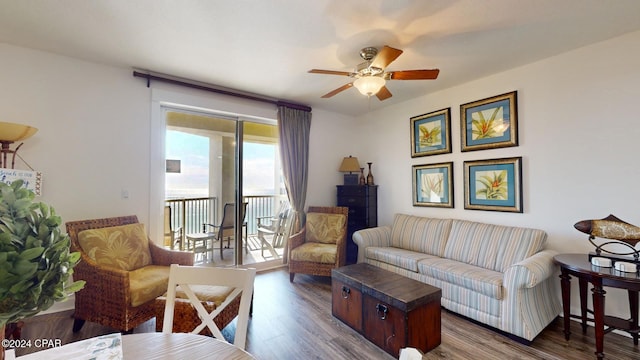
[288,206,348,282]
[66,215,194,333]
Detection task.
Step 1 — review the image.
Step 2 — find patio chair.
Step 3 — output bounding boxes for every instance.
[164,205,182,249]
[202,202,248,260]
[257,204,292,258]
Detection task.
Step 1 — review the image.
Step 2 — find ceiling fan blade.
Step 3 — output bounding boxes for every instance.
[370,45,403,70]
[321,83,354,98]
[308,69,353,76]
[388,69,440,80]
[375,86,392,101]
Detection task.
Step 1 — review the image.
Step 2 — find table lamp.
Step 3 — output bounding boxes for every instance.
[339,156,360,185]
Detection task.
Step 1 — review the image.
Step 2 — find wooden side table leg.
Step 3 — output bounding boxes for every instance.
[591,279,606,360]
[579,277,588,334]
[629,290,639,345]
[560,269,572,340]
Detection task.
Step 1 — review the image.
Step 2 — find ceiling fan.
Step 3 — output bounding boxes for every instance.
[308,45,439,101]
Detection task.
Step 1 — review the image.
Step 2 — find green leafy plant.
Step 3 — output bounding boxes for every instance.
[0,180,84,327]
[419,124,441,146]
[476,170,508,200]
[471,107,501,139]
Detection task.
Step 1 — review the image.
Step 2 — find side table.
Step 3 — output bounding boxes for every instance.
[185,232,215,262]
[554,253,640,360]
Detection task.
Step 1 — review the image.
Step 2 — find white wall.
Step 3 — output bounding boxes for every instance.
[0,43,151,224]
[356,30,640,320]
[306,108,362,207]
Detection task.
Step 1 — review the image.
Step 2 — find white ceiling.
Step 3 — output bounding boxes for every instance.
[1,0,639,116]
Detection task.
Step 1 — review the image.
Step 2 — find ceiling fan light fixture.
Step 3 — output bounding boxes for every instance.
[354,76,385,97]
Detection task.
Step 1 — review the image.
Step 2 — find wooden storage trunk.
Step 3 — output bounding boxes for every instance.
[332,263,441,357]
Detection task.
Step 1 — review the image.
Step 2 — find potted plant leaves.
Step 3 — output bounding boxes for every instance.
[0,180,84,358]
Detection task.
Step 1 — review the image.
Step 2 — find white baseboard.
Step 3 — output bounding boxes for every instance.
[39,294,75,315]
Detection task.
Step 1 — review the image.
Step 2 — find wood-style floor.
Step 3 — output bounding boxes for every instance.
[14,268,640,359]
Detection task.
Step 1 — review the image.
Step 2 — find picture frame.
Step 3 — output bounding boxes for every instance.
[410,108,451,157]
[166,159,181,173]
[460,91,518,152]
[412,162,454,208]
[463,157,522,213]
[0,169,42,196]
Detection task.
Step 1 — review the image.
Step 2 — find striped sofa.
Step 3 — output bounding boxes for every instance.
[353,214,561,342]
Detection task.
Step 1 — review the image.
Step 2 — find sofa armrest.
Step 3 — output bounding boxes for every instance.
[504,249,559,289]
[353,226,391,263]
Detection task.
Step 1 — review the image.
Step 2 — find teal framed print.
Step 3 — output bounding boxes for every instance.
[460,91,518,152]
[410,108,451,157]
[464,157,522,213]
[412,162,454,208]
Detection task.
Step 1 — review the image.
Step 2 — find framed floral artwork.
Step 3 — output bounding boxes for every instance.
[464,157,522,213]
[412,162,454,208]
[460,91,518,152]
[410,108,451,157]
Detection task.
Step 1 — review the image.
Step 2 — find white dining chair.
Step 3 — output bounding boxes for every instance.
[162,264,256,350]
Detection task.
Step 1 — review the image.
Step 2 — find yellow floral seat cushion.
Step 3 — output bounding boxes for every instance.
[305,213,347,244]
[129,265,171,307]
[172,285,235,306]
[77,223,152,271]
[155,284,234,311]
[290,242,338,264]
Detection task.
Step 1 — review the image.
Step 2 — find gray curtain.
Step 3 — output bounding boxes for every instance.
[277,105,311,242]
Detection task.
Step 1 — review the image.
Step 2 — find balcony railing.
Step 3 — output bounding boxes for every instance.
[166,195,288,242]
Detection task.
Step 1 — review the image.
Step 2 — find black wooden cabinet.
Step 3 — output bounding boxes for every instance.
[336,185,378,264]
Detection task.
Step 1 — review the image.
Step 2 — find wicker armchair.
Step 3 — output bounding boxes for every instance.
[66,215,194,333]
[288,206,348,282]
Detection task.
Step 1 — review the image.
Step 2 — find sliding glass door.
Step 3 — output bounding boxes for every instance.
[241,121,289,267]
[162,108,287,268]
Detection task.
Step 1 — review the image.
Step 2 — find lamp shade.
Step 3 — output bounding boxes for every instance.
[353,76,385,96]
[0,121,38,142]
[339,156,361,173]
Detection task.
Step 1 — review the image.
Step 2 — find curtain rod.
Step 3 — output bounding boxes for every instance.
[133,71,311,112]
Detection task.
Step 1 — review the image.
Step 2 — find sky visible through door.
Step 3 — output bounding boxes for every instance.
[165,130,278,199]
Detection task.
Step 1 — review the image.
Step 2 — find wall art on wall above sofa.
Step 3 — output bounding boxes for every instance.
[460,91,518,152]
[410,108,451,157]
[464,157,522,213]
[412,162,454,208]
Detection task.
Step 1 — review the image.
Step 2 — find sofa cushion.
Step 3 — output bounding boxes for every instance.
[443,220,547,272]
[417,257,504,300]
[129,265,170,307]
[290,242,337,264]
[78,223,152,271]
[390,214,452,256]
[366,246,437,272]
[305,212,347,244]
